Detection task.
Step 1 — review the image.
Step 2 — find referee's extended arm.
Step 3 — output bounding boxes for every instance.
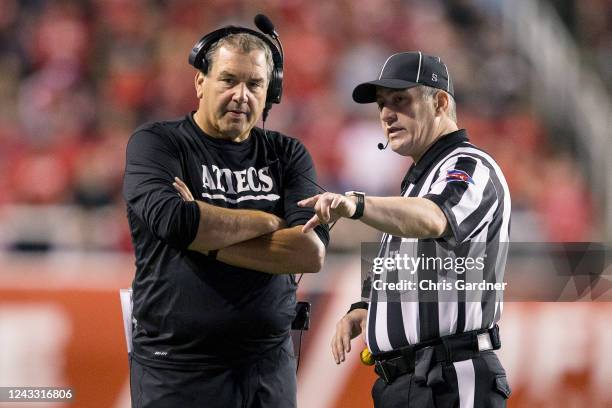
[299,193,449,239]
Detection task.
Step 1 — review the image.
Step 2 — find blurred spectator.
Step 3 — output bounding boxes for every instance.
[575,0,612,87]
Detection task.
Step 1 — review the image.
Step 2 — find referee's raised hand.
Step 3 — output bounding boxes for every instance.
[298,192,357,233]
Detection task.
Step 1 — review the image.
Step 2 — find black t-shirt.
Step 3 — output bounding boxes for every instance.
[123,113,329,368]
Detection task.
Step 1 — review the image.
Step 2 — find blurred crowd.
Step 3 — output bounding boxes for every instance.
[552,0,612,87]
[0,0,606,253]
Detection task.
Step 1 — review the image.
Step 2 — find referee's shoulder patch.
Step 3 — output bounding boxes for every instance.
[446,169,475,184]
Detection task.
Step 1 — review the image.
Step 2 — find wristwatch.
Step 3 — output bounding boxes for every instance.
[345,191,365,219]
[347,301,369,314]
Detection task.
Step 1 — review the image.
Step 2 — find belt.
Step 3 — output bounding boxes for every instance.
[373,325,501,385]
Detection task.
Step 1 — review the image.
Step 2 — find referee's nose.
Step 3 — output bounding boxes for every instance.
[380,105,398,125]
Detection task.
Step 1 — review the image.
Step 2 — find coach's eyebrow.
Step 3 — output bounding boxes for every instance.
[217,71,236,78]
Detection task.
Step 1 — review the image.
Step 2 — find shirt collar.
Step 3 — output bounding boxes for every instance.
[402,129,469,188]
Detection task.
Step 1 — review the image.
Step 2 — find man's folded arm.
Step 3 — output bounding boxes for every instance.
[187,201,283,252]
[216,225,327,275]
[214,137,328,275]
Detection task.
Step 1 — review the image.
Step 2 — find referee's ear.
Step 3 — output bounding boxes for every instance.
[434,91,450,116]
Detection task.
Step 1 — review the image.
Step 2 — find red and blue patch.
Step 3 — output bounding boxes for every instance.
[446,169,474,184]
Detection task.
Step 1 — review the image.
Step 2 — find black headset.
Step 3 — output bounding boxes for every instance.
[188,18,284,121]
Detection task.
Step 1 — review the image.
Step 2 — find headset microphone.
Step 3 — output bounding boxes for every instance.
[253,14,284,123]
[377,140,389,150]
[254,14,278,37]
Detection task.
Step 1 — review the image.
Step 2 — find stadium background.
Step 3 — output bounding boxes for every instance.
[0,0,610,407]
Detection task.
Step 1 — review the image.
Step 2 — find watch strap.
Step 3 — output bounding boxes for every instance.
[348,301,369,314]
[346,191,365,220]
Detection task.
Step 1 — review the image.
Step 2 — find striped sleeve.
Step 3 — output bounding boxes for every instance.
[423,154,498,246]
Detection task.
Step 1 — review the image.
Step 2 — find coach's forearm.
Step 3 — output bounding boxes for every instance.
[217,226,326,275]
[188,201,284,252]
[359,196,448,239]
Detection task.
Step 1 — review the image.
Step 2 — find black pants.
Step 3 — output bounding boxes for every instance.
[372,351,511,408]
[130,339,296,408]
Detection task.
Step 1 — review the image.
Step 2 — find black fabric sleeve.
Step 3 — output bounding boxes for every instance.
[122,125,200,250]
[281,138,330,247]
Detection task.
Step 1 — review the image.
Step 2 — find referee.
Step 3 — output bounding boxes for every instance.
[299,52,511,407]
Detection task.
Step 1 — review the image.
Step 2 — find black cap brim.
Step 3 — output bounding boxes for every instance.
[352,79,420,103]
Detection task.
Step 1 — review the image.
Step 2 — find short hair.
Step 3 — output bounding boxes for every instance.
[417,86,457,122]
[204,33,273,82]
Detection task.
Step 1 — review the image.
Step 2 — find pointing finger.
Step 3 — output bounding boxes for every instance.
[298,195,320,208]
[301,215,321,233]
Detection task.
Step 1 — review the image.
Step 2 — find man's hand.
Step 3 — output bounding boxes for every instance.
[298,192,357,233]
[173,177,195,202]
[331,308,367,364]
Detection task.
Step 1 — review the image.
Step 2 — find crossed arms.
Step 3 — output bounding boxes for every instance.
[174,178,325,275]
[122,128,325,276]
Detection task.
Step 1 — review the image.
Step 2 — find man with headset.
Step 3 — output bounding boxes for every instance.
[122,17,328,408]
[299,52,511,407]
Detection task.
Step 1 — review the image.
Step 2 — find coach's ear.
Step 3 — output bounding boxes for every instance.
[195,71,205,99]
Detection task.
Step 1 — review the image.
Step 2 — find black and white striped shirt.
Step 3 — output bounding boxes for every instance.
[365,129,511,354]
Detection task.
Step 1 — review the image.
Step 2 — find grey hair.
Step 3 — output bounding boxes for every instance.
[417,86,457,122]
[204,32,273,82]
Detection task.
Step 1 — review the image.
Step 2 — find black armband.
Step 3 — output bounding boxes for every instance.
[347,301,369,314]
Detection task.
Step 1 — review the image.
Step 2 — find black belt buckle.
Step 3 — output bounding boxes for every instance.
[374,355,406,384]
[375,360,391,384]
[414,346,434,383]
